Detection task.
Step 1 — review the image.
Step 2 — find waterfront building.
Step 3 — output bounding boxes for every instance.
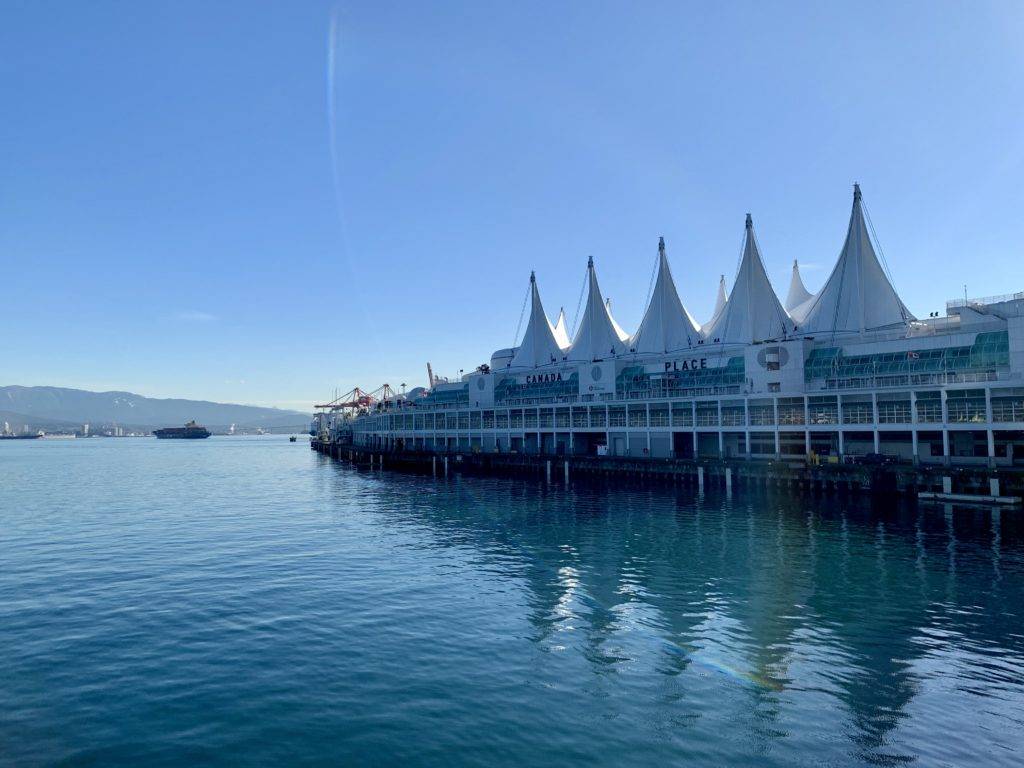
[323,186,1024,467]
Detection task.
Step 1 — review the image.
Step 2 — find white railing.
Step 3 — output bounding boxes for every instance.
[947,291,1024,309]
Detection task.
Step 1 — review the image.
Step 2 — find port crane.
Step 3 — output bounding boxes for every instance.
[314,384,398,415]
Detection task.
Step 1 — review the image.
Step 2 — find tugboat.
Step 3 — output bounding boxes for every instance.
[153,420,211,439]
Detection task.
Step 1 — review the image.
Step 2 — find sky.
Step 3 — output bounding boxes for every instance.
[3,1,1024,412]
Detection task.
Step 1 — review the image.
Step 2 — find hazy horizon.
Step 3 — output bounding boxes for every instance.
[0,382,310,414]
[4,1,1024,411]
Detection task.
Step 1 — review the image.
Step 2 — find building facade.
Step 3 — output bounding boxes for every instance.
[326,187,1024,467]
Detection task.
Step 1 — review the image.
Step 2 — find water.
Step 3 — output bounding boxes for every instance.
[2,437,1024,767]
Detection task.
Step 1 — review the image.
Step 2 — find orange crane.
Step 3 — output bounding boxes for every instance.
[315,383,398,413]
[314,387,371,411]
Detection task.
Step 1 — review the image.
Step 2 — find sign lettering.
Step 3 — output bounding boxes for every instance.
[524,372,564,385]
[663,358,708,372]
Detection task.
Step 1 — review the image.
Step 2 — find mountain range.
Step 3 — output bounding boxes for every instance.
[0,386,310,433]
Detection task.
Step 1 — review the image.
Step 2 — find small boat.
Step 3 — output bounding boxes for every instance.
[289,435,298,442]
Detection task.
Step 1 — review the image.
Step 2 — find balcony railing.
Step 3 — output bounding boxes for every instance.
[992,401,1024,422]
[721,410,746,427]
[947,403,987,423]
[649,411,669,427]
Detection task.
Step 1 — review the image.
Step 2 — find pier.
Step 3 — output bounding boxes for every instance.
[310,186,1024,505]
[311,439,1024,500]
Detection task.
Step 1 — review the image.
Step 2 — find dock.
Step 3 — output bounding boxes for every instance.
[312,439,1024,500]
[918,491,1022,506]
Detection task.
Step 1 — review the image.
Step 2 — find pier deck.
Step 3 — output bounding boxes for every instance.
[312,440,1024,499]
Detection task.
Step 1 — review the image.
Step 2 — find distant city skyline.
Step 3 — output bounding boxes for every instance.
[3,1,1023,411]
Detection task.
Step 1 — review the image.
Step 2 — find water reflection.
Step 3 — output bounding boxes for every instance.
[327,457,1024,764]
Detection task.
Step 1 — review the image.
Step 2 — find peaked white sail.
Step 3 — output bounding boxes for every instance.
[630,237,701,354]
[510,272,564,368]
[605,299,631,342]
[704,274,729,330]
[549,308,571,349]
[785,259,814,313]
[800,185,913,335]
[713,274,728,316]
[705,214,791,344]
[567,257,627,361]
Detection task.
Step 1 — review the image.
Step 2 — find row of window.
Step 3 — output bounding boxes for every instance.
[352,392,1024,432]
[805,332,1010,383]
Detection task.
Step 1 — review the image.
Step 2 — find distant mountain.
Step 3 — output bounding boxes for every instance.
[0,386,310,432]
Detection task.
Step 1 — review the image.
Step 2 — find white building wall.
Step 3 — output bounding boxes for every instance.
[1009,315,1024,376]
[744,338,810,395]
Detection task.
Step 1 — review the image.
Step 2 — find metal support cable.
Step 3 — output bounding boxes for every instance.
[862,200,909,322]
[512,280,530,348]
[643,248,658,314]
[569,262,588,338]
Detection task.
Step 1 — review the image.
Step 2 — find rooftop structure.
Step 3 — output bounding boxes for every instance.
[784,260,813,317]
[509,272,562,369]
[565,257,627,362]
[629,237,701,355]
[707,275,728,328]
[799,184,913,336]
[550,308,571,350]
[703,214,791,345]
[329,186,1024,468]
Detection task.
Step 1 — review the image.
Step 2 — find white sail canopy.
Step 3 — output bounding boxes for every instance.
[567,257,627,361]
[605,299,631,342]
[550,308,571,349]
[800,185,913,335]
[704,274,728,331]
[704,214,791,344]
[713,274,728,316]
[630,237,701,354]
[785,259,814,313]
[510,272,563,369]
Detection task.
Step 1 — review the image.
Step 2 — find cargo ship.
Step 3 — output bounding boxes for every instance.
[0,422,41,440]
[153,420,211,439]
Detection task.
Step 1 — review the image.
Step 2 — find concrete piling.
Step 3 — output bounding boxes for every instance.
[309,442,1019,502]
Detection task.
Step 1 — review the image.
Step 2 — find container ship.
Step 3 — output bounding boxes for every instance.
[0,422,40,440]
[315,186,1024,468]
[153,421,211,439]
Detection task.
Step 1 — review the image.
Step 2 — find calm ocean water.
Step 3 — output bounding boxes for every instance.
[2,436,1024,767]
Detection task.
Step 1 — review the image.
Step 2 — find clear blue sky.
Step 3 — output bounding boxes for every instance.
[3,1,1023,411]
